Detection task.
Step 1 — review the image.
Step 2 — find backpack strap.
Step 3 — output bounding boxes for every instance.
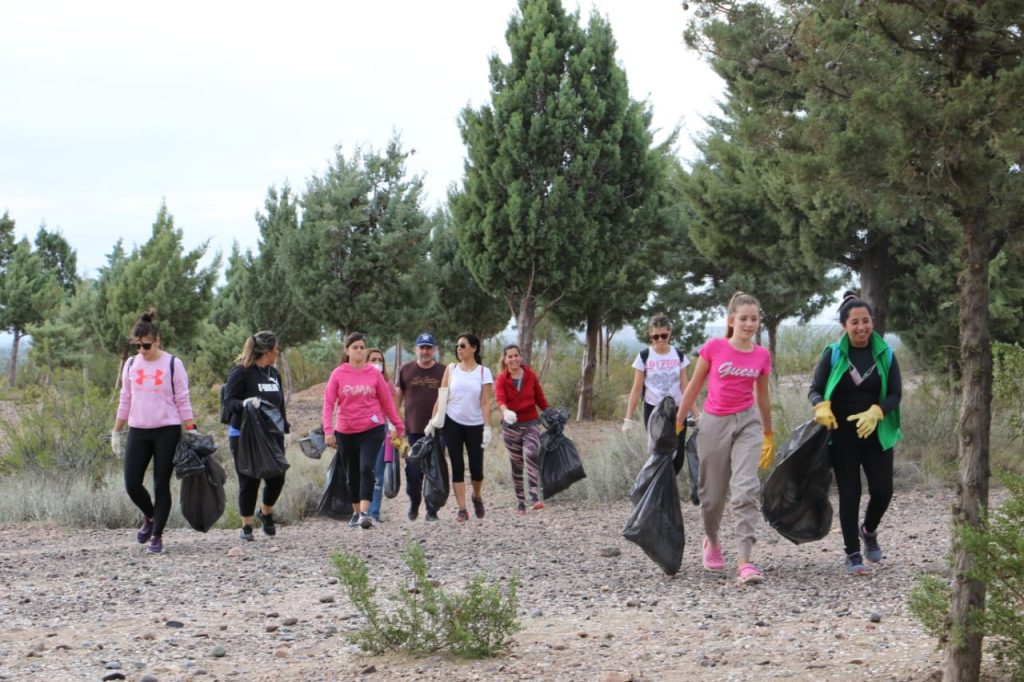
[169,354,176,396]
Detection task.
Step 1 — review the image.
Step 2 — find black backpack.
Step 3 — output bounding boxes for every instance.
[638,346,687,402]
[219,366,239,425]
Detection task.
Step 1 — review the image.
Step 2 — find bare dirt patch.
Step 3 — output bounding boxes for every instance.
[1,484,963,681]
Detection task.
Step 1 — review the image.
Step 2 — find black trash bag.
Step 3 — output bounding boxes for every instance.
[316,450,352,520]
[299,427,327,460]
[623,395,685,575]
[179,454,227,532]
[173,430,218,479]
[236,401,289,479]
[622,449,686,575]
[761,420,834,544]
[422,434,450,510]
[538,407,586,499]
[383,453,401,499]
[407,435,432,466]
[630,397,679,503]
[684,426,700,506]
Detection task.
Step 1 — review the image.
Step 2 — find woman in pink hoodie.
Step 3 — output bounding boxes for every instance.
[111,310,195,555]
[322,333,405,529]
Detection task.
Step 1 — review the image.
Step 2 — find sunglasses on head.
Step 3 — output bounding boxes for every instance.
[650,333,669,341]
[134,342,154,351]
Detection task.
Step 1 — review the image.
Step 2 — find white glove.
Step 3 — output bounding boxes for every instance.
[110,430,124,457]
[502,409,518,425]
[425,423,436,437]
[243,397,261,409]
[621,418,637,433]
[482,428,492,448]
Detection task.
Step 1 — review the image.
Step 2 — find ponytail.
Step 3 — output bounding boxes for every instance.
[724,292,761,339]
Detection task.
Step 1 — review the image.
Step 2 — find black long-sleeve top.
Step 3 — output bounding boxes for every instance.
[224,364,290,433]
[808,344,902,419]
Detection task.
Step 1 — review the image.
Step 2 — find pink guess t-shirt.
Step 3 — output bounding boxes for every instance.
[699,337,771,416]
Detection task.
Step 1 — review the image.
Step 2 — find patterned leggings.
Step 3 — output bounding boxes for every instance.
[502,422,541,503]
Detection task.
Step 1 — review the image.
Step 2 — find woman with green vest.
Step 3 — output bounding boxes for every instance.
[808,291,902,576]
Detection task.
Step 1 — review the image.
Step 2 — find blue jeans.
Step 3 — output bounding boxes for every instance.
[368,441,386,520]
[405,433,438,515]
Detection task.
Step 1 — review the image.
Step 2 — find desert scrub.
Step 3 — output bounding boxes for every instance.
[332,540,521,658]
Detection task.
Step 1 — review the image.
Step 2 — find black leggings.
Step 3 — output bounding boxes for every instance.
[229,435,286,517]
[338,426,386,503]
[829,424,894,555]
[443,418,484,484]
[123,425,181,537]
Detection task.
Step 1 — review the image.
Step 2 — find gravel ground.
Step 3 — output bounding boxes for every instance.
[0,485,967,682]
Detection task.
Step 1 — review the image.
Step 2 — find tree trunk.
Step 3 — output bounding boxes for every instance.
[576,311,600,421]
[394,336,402,377]
[860,236,892,336]
[539,326,554,381]
[516,294,537,366]
[603,327,614,381]
[944,204,992,682]
[8,329,21,387]
[766,321,779,377]
[279,347,292,403]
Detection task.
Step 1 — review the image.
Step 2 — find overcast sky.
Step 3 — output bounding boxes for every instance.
[0,1,723,277]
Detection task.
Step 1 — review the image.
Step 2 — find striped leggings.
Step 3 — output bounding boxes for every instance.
[502,422,541,503]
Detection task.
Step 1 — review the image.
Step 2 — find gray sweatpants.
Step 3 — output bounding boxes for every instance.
[696,406,763,560]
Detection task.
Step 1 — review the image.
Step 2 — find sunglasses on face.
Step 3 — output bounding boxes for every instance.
[456,343,470,349]
[650,333,669,341]
[134,342,154,351]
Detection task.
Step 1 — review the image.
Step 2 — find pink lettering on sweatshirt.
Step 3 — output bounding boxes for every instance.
[322,363,405,436]
[116,353,194,428]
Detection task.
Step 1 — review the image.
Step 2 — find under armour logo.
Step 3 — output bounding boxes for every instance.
[135,368,164,386]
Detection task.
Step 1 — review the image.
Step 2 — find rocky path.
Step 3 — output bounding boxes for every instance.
[1,489,956,681]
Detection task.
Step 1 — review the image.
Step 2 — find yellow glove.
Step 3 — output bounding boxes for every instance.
[813,401,838,430]
[392,435,409,458]
[759,432,775,470]
[848,404,884,439]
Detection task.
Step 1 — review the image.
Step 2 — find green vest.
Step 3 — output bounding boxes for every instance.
[822,332,902,450]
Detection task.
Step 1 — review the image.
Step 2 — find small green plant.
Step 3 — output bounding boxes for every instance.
[331,540,521,658]
[909,472,1024,678]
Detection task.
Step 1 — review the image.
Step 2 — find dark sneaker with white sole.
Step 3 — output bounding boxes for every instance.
[240,525,254,542]
[845,551,867,576]
[860,525,882,562]
[256,509,276,537]
[349,513,361,528]
[472,496,485,519]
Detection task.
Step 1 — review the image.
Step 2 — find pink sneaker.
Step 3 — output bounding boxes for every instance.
[702,538,725,571]
[737,562,763,584]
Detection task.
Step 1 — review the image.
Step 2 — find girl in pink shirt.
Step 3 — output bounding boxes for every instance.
[111,311,195,555]
[677,292,775,584]
[322,333,404,529]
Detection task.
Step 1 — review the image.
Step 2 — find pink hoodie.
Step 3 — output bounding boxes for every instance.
[116,352,194,428]
[322,363,405,436]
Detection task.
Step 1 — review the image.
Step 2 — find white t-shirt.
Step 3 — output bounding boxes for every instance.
[445,363,494,426]
[632,347,690,407]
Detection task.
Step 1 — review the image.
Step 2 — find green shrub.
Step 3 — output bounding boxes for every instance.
[332,540,521,658]
[0,371,114,484]
[909,472,1024,679]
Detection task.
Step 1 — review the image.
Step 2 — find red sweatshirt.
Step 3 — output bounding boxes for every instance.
[494,365,549,423]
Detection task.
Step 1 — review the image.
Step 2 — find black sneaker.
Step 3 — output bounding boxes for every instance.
[349,512,361,528]
[845,552,867,576]
[860,525,882,562]
[256,510,276,537]
[408,504,419,521]
[472,496,485,519]
[424,511,439,522]
[239,525,254,542]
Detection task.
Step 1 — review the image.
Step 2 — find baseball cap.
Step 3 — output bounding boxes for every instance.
[415,332,437,348]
